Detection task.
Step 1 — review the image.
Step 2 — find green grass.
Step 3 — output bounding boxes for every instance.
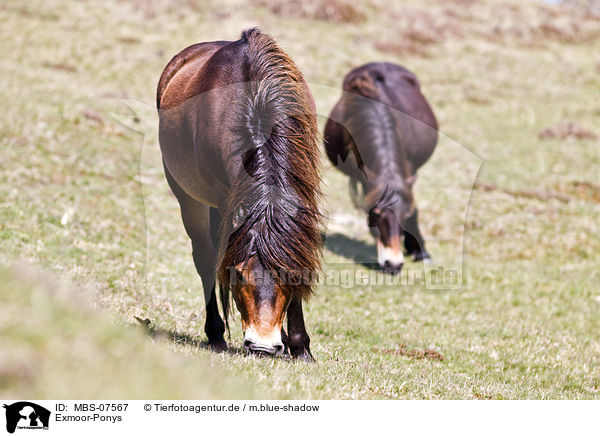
[1,0,599,399]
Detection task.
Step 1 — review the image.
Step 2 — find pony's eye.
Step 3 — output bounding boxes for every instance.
[235,269,247,285]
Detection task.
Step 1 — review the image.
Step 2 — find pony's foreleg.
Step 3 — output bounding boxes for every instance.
[163,164,227,351]
[403,208,431,263]
[286,296,314,361]
[192,243,227,352]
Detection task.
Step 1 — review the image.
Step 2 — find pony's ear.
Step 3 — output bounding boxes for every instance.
[368,207,381,227]
[370,207,381,216]
[406,174,417,188]
[232,262,247,286]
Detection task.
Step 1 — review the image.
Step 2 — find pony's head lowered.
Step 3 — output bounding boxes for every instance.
[365,179,416,273]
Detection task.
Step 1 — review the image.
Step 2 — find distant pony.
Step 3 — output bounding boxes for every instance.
[324,62,438,273]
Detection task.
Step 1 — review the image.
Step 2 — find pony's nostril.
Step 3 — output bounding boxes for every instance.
[382,261,403,275]
[243,339,253,349]
[273,343,284,355]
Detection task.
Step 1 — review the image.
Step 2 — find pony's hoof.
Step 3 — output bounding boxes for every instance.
[208,339,228,353]
[291,348,315,362]
[413,252,432,263]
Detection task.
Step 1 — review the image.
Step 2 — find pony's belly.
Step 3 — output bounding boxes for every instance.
[159,128,225,207]
[166,160,222,207]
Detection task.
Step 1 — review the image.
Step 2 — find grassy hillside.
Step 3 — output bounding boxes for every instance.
[0,264,257,398]
[1,0,599,398]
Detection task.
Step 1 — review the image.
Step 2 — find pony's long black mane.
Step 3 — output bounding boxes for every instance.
[343,73,413,210]
[218,28,322,304]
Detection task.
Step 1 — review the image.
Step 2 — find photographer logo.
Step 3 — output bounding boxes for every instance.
[3,402,50,433]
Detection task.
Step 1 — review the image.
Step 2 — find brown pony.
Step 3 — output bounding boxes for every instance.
[157,29,322,359]
[324,62,437,273]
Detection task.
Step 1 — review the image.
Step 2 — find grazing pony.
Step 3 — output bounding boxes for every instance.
[324,62,437,273]
[157,28,322,359]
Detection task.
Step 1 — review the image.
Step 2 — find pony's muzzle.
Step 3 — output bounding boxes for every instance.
[243,328,285,357]
[243,339,284,356]
[377,239,404,274]
[382,260,403,275]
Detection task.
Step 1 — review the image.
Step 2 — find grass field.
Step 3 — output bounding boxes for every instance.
[1,0,599,399]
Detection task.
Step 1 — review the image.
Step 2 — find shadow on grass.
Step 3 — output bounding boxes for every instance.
[135,318,305,361]
[134,317,243,355]
[322,232,380,270]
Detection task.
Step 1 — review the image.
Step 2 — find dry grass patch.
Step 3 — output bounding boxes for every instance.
[372,0,600,57]
[255,0,366,23]
[373,344,445,361]
[538,121,598,141]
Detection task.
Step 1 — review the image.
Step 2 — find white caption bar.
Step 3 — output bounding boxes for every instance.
[1,400,596,436]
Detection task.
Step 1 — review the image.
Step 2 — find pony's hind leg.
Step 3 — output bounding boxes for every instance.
[163,164,227,351]
[404,208,431,262]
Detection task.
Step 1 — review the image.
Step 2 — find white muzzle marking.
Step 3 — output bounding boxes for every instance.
[243,326,283,349]
[377,239,404,267]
